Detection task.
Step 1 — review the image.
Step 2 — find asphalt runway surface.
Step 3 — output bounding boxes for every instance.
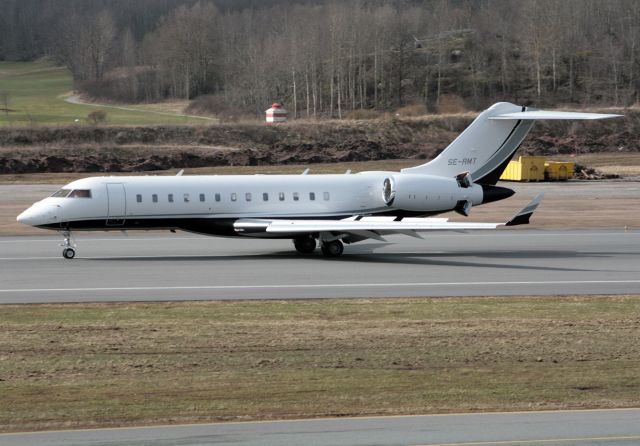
[2,409,639,446]
[0,229,638,303]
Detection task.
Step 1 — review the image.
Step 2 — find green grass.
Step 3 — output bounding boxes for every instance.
[0,60,213,126]
[1,296,639,432]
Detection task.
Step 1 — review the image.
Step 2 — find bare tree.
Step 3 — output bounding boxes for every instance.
[89,10,116,80]
[145,1,219,99]
[0,91,11,117]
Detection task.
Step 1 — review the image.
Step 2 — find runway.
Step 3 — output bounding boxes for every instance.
[2,409,640,446]
[0,229,638,303]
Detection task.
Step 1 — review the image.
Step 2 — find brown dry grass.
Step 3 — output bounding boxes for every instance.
[1,296,639,433]
[0,159,416,184]
[445,193,640,230]
[2,154,638,184]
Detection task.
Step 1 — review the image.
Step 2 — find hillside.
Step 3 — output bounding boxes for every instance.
[0,60,213,126]
[0,111,638,174]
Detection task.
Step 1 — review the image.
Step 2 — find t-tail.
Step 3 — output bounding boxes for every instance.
[402,102,621,186]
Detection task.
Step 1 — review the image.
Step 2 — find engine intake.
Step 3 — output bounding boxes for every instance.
[383,177,396,205]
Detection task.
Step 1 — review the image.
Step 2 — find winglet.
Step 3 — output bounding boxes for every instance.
[505,193,544,226]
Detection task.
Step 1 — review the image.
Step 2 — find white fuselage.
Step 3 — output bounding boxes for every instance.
[17,172,483,237]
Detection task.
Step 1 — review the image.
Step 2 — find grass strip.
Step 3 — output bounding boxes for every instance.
[1,295,639,432]
[0,60,210,126]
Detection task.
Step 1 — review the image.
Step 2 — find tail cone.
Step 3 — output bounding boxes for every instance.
[481,185,515,204]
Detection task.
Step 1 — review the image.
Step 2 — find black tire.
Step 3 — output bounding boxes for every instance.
[321,240,344,257]
[293,237,316,254]
[62,248,75,259]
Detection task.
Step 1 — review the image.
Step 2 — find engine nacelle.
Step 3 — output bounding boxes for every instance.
[382,174,482,212]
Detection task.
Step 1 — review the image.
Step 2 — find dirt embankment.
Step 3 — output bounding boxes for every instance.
[0,111,638,174]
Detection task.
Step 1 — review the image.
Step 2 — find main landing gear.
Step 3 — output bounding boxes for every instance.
[320,240,344,257]
[293,236,316,254]
[293,237,344,257]
[60,230,76,259]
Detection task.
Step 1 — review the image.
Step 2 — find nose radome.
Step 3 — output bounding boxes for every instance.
[17,204,59,226]
[17,207,39,225]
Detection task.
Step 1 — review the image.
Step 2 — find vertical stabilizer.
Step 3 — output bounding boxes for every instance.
[402,102,621,185]
[402,102,534,185]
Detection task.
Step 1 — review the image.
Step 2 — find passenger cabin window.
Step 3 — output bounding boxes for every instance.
[323,192,330,201]
[309,192,315,201]
[293,192,299,201]
[68,189,92,198]
[215,193,221,202]
[152,194,158,203]
[263,193,269,201]
[184,193,190,203]
[245,192,252,202]
[199,193,205,202]
[231,193,237,202]
[136,194,142,203]
[279,192,285,201]
[52,189,71,198]
[168,194,174,203]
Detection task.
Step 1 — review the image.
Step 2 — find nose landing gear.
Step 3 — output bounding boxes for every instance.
[60,230,76,259]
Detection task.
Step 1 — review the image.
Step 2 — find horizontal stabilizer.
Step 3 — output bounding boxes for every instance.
[489,110,622,120]
[505,193,544,226]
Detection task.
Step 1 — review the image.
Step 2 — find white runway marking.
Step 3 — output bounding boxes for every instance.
[418,435,640,445]
[2,280,640,294]
[0,257,60,260]
[0,236,213,243]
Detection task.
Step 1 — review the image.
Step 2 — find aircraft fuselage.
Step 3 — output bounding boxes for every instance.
[18,172,490,237]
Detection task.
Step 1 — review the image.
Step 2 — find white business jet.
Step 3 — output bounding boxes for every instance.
[17,102,620,259]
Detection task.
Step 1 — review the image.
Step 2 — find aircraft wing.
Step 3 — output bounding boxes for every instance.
[235,194,543,239]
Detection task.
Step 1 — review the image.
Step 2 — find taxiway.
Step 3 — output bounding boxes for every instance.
[0,229,638,303]
[2,409,639,446]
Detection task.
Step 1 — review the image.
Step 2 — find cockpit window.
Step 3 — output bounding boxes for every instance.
[51,189,71,198]
[68,189,92,198]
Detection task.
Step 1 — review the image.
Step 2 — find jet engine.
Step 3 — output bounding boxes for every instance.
[382,173,483,213]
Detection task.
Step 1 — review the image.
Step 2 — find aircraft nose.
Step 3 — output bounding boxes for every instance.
[17,206,39,225]
[17,204,59,226]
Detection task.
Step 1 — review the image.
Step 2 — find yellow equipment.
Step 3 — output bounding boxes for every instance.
[500,156,574,181]
[500,156,546,181]
[544,161,574,181]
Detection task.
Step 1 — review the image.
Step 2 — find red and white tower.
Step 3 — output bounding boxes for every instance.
[265,103,288,123]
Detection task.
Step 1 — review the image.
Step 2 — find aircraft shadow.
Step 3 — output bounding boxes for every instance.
[85,248,622,273]
[334,251,592,272]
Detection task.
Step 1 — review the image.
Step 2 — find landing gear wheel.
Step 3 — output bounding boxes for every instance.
[62,247,76,259]
[321,240,344,257]
[60,229,77,259]
[293,237,316,254]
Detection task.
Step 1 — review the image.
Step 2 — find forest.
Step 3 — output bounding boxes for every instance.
[2,0,639,118]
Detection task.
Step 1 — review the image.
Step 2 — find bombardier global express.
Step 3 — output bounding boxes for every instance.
[17,102,620,258]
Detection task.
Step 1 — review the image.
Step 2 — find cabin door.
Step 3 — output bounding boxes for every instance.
[106,183,126,226]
